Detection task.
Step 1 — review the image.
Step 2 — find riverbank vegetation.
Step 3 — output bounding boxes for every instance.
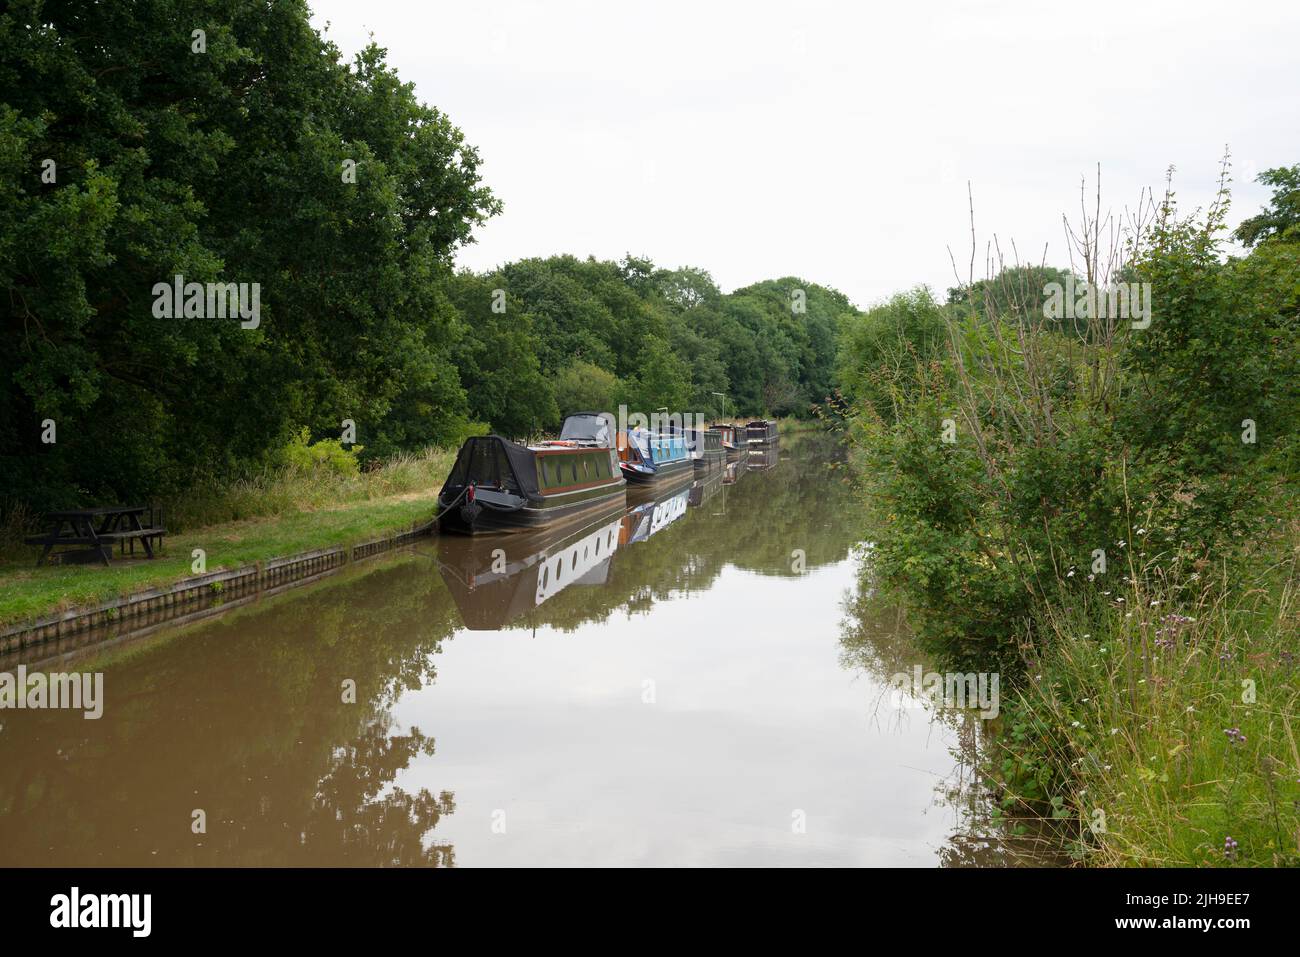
[0,444,454,628]
[836,162,1300,865]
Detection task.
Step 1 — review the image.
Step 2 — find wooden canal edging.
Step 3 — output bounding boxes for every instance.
[0,517,437,670]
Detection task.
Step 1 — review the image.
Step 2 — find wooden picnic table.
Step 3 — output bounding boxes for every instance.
[25,506,166,567]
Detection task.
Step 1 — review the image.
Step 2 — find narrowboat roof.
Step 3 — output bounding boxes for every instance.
[441,434,541,497]
[556,412,615,446]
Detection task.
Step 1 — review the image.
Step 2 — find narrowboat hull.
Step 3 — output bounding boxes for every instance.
[692,448,726,471]
[438,485,626,534]
[620,456,694,485]
[684,427,727,472]
[714,423,750,459]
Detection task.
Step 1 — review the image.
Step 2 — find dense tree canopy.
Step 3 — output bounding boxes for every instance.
[450,256,857,434]
[1,0,498,511]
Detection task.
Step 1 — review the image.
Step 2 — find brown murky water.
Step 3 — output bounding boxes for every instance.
[0,433,1023,866]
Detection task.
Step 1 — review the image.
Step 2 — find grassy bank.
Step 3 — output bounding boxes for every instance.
[0,447,454,630]
[992,513,1299,866]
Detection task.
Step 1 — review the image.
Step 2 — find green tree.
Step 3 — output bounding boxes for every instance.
[1233,165,1300,248]
[0,0,498,513]
[448,272,557,438]
[552,360,621,418]
[837,287,948,422]
[619,339,692,415]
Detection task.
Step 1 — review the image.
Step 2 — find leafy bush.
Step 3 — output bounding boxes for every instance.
[277,428,363,477]
[851,166,1299,673]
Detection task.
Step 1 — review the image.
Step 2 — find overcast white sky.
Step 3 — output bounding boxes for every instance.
[308,0,1300,309]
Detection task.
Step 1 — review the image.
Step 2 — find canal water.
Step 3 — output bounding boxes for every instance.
[0,432,1014,866]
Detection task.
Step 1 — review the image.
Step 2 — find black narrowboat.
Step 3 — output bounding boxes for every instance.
[438,415,626,534]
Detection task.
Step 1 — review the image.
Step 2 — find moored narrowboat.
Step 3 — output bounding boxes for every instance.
[746,419,778,446]
[715,423,747,461]
[438,415,626,534]
[685,427,726,471]
[617,428,693,484]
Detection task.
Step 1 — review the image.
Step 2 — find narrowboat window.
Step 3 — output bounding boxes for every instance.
[572,461,579,483]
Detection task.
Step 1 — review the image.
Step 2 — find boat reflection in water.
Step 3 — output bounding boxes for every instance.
[687,465,725,508]
[437,501,625,630]
[723,455,747,486]
[439,474,710,631]
[621,483,691,546]
[746,440,779,471]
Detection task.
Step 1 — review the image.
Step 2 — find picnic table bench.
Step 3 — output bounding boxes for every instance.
[25,506,166,567]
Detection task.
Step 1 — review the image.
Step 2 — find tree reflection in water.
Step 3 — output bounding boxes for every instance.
[0,557,463,866]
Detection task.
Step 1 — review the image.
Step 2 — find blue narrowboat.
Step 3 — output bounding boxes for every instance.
[617,428,693,484]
